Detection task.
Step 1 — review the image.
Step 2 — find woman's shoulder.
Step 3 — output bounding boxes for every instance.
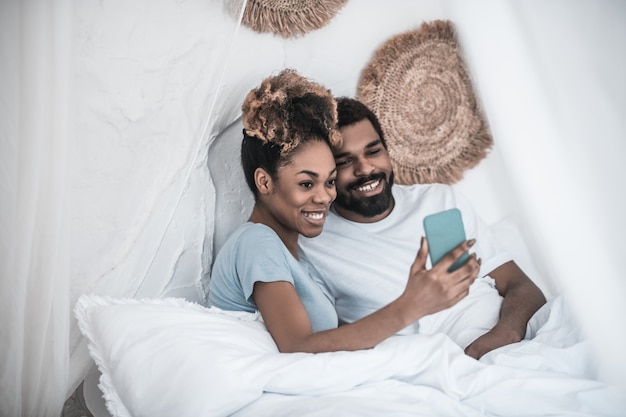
[226,222,285,252]
[243,222,282,240]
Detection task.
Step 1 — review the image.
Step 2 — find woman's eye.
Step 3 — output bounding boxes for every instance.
[327,178,336,187]
[300,182,313,188]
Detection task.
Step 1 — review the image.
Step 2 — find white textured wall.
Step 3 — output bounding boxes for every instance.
[209,0,518,253]
[70,0,242,303]
[70,0,523,308]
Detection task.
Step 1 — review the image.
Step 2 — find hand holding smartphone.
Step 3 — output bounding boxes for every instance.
[423,208,470,272]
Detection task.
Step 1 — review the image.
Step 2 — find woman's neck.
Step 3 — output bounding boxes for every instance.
[248,205,299,259]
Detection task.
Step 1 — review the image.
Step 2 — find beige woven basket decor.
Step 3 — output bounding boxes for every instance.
[239,0,349,38]
[357,20,492,185]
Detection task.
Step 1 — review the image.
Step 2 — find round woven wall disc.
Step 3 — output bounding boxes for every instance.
[238,0,348,38]
[357,20,492,185]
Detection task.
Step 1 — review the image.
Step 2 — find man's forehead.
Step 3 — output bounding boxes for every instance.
[334,137,382,157]
[335,119,382,155]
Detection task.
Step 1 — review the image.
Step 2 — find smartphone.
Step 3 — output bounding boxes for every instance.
[423,208,470,272]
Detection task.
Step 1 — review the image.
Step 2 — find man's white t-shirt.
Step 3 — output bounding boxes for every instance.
[298,183,512,347]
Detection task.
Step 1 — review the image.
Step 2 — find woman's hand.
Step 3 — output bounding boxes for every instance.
[400,237,480,320]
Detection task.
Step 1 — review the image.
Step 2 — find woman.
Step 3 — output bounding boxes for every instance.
[208,69,479,353]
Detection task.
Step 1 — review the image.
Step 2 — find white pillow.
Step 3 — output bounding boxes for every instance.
[74,295,278,417]
[75,294,482,417]
[75,295,449,417]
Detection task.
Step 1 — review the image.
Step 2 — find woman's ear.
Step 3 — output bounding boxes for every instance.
[254,168,273,195]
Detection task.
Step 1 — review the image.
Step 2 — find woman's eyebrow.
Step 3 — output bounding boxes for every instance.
[297,167,337,177]
[296,170,320,177]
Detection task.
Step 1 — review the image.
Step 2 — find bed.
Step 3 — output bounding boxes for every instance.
[74,216,625,417]
[75,291,624,417]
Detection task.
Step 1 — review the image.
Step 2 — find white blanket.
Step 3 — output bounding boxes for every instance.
[233,297,623,417]
[75,294,625,417]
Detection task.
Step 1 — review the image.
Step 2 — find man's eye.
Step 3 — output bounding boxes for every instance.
[367,149,381,156]
[335,159,350,167]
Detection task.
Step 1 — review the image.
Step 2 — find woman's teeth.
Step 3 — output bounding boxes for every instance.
[303,212,324,220]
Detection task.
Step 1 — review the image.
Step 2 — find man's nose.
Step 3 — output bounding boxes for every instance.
[354,157,375,176]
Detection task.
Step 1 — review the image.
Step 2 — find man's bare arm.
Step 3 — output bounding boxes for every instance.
[464,260,546,359]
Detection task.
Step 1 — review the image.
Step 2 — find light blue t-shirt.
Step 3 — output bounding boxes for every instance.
[208,222,338,332]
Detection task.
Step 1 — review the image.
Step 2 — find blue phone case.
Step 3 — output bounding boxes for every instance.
[423,208,469,272]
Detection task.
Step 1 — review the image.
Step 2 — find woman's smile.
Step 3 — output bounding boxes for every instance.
[302,210,326,223]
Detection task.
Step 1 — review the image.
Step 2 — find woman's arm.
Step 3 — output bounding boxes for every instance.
[254,238,480,353]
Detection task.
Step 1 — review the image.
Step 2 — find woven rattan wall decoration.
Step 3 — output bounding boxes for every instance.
[357,20,492,185]
[239,0,348,38]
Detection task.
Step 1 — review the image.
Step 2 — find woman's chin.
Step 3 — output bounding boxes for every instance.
[300,226,324,239]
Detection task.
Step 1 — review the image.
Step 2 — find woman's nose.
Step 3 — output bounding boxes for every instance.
[313,185,335,204]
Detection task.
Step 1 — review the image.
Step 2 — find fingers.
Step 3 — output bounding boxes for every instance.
[436,239,476,274]
[412,236,429,269]
[456,253,481,283]
[406,237,480,315]
[450,239,475,263]
[441,251,480,304]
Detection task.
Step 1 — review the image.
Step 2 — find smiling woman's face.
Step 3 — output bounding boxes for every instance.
[266,139,337,239]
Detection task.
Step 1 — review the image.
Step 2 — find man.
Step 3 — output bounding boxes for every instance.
[298,97,546,359]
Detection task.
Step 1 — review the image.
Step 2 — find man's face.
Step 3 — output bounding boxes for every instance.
[332,119,395,223]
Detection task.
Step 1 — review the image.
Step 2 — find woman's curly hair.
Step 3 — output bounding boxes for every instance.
[241,68,342,156]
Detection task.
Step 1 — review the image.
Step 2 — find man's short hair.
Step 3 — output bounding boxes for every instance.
[336,97,387,149]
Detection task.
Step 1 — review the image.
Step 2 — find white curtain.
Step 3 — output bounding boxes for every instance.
[1,0,248,415]
[67,0,251,406]
[445,0,626,395]
[1,1,72,416]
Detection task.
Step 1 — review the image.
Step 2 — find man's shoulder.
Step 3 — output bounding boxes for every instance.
[393,182,456,202]
[393,182,453,192]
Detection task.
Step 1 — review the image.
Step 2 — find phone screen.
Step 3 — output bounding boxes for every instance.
[423,208,469,272]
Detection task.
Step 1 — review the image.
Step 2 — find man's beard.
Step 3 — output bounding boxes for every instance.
[334,172,394,218]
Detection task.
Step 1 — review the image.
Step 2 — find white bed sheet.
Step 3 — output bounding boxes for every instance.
[232,380,487,417]
[232,296,625,417]
[76,293,625,417]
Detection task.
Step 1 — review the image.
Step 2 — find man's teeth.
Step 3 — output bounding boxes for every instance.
[356,179,380,192]
[304,212,324,220]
